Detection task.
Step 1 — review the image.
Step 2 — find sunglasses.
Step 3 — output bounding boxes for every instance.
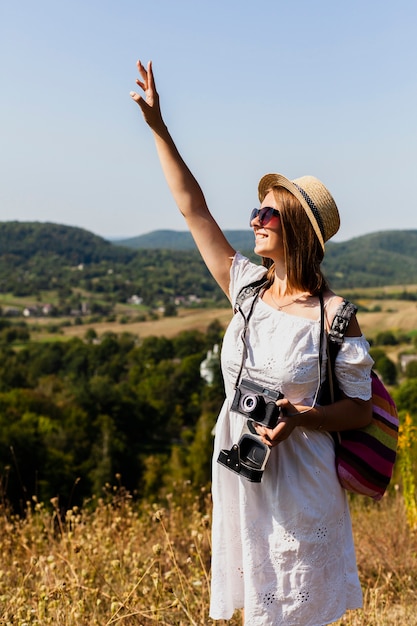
[250,206,280,227]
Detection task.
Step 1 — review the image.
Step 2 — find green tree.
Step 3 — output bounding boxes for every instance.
[375,356,397,385]
[405,359,417,379]
[394,380,417,416]
[375,331,398,346]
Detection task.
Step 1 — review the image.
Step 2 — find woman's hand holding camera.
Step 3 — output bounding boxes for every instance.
[254,398,300,447]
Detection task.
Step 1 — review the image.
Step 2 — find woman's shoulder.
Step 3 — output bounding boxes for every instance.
[229,253,267,304]
[322,290,361,338]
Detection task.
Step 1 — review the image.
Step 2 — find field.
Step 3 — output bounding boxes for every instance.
[1,484,416,625]
[27,296,417,344]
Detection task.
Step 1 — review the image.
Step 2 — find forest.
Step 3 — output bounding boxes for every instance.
[0,320,226,511]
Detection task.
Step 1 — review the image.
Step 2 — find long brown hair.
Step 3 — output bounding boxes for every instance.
[261,186,328,295]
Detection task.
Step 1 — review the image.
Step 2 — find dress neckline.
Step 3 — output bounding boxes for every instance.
[257,295,321,323]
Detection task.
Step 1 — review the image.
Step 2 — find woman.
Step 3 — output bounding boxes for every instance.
[130,60,373,626]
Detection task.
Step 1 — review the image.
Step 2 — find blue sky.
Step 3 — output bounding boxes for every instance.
[1,0,416,243]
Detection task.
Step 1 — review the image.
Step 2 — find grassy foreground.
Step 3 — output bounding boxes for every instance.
[1,484,416,626]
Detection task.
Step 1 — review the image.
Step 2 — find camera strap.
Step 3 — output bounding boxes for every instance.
[233,278,268,389]
[233,280,326,411]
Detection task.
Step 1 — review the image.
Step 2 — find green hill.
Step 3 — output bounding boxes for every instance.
[1,222,417,297]
[0,221,135,264]
[116,228,417,289]
[115,229,254,252]
[323,230,417,288]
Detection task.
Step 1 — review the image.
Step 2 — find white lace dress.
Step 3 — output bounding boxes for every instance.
[209,254,373,626]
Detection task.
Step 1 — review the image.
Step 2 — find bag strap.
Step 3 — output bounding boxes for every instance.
[324,299,358,403]
[328,300,358,347]
[327,299,358,357]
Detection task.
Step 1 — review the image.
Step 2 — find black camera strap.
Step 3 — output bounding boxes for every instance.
[233,277,268,390]
[233,279,326,410]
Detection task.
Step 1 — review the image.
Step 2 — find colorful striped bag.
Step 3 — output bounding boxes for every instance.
[324,300,399,501]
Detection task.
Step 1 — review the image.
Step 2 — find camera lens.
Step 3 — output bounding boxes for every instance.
[241,394,257,412]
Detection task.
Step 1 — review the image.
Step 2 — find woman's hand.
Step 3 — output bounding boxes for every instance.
[130,60,165,132]
[254,399,300,447]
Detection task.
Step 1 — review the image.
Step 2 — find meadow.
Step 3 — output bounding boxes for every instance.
[28,294,417,343]
[1,482,416,625]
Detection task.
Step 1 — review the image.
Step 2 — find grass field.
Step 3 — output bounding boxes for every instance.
[1,485,416,625]
[31,297,417,343]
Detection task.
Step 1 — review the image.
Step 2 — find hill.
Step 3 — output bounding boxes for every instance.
[0,221,224,305]
[0,221,135,265]
[1,222,417,296]
[116,228,417,289]
[114,229,253,251]
[323,230,417,288]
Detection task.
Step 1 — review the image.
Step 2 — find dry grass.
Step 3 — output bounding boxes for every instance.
[1,484,416,625]
[26,298,417,343]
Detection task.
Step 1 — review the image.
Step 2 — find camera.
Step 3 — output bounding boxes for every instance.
[217,380,283,482]
[231,379,283,428]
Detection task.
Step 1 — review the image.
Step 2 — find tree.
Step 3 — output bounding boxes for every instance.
[394,380,417,417]
[405,360,417,379]
[375,356,397,385]
[375,331,398,346]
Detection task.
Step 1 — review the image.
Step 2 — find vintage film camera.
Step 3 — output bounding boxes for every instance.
[217,379,283,482]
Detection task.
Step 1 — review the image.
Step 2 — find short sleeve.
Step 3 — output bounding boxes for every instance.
[335,336,374,401]
[229,252,267,305]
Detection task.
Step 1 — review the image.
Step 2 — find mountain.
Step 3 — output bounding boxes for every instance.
[0,221,136,264]
[114,229,253,251]
[322,230,417,288]
[1,222,417,291]
[116,228,417,289]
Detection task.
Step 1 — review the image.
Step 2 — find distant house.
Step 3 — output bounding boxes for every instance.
[3,307,21,317]
[174,295,201,306]
[400,354,417,372]
[23,306,40,317]
[127,295,143,305]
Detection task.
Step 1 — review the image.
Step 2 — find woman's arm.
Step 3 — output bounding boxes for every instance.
[255,395,373,448]
[130,60,235,296]
[256,311,373,447]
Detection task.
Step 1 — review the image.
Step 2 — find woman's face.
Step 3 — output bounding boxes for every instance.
[251,190,283,260]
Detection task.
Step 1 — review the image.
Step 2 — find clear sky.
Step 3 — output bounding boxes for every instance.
[1,0,416,243]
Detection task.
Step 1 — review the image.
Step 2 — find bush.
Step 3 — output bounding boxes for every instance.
[375,330,398,346]
[375,355,397,385]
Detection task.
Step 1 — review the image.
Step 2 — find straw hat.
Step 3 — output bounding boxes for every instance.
[258,173,340,250]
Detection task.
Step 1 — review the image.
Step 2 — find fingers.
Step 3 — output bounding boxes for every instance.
[130,59,150,106]
[147,60,156,92]
[129,91,142,103]
[255,415,294,447]
[135,59,154,92]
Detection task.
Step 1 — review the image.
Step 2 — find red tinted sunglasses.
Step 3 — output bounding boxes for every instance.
[250,206,280,227]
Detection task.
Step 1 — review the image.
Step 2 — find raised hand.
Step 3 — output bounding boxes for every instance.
[130,60,165,131]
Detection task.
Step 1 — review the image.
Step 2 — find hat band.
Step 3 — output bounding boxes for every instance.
[292,183,326,241]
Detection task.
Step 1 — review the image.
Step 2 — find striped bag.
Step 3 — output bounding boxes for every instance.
[324,300,399,501]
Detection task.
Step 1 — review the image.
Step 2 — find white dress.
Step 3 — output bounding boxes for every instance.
[209,254,374,626]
